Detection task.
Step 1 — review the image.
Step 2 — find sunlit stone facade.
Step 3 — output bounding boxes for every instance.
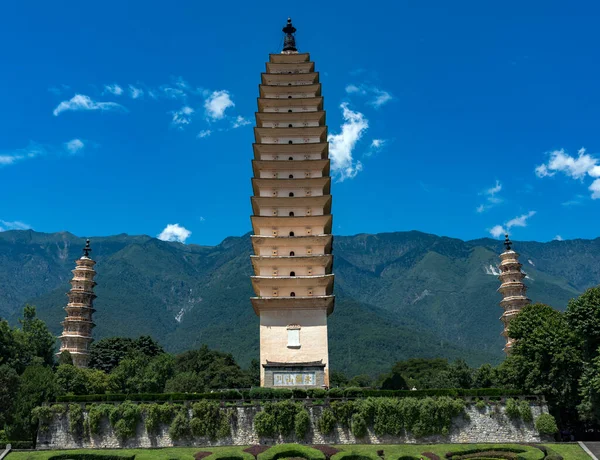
[58,239,97,367]
[498,234,531,354]
[250,19,334,388]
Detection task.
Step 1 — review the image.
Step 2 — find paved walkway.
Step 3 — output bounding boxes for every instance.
[581,442,600,459]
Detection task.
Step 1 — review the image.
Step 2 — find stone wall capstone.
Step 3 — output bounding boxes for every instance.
[36,401,551,450]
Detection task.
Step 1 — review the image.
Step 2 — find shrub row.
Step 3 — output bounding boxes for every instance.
[0,441,34,449]
[48,456,135,460]
[317,396,467,439]
[258,444,325,460]
[55,388,528,403]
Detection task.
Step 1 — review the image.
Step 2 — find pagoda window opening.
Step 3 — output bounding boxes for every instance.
[289,231,295,236]
[290,271,296,277]
[288,109,292,112]
[290,292,296,297]
[289,174,294,178]
[288,95,292,99]
[289,124,293,128]
[288,140,293,144]
[288,83,292,86]
[289,192,294,197]
[290,251,295,256]
[289,212,295,216]
[289,156,293,160]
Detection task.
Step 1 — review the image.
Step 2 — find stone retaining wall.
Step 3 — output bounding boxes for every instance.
[37,401,551,450]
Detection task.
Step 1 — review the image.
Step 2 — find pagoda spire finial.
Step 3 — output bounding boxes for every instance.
[282,17,297,53]
[82,239,92,258]
[504,233,512,251]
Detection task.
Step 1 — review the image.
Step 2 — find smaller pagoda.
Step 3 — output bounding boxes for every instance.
[497,234,531,354]
[57,239,97,367]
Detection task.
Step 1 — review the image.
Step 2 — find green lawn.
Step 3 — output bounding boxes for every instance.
[6,443,591,460]
[542,443,591,459]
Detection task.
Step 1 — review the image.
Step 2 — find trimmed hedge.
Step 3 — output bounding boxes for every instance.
[48,456,135,460]
[54,388,528,403]
[444,447,526,458]
[258,444,325,460]
[0,441,34,449]
[330,455,379,460]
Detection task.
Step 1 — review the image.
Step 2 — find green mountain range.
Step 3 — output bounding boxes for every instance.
[1,229,598,377]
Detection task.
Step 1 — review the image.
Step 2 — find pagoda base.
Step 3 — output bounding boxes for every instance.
[262,360,326,388]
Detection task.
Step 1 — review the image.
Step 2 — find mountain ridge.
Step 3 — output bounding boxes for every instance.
[1,229,599,376]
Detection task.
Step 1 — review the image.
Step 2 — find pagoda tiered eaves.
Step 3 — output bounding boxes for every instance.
[497,234,531,354]
[250,24,334,388]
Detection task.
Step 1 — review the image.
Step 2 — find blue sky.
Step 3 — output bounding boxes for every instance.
[1,1,599,245]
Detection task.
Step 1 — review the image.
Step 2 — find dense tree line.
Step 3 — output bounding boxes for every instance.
[2,286,600,443]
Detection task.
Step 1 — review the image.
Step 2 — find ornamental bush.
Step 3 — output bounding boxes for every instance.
[350,413,367,438]
[254,400,304,437]
[518,400,533,422]
[535,413,558,435]
[190,400,230,439]
[505,398,520,419]
[475,399,486,410]
[32,406,53,432]
[144,402,177,434]
[169,409,191,440]
[317,408,336,435]
[68,403,84,436]
[294,408,311,439]
[87,403,113,435]
[48,456,135,460]
[109,401,141,441]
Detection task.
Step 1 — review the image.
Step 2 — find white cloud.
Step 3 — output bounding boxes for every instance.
[554,235,564,241]
[506,211,536,228]
[104,84,123,96]
[0,143,46,167]
[590,179,600,199]
[64,138,85,154]
[477,180,503,213]
[157,224,191,243]
[129,85,144,99]
[345,84,393,108]
[197,130,212,139]
[53,94,126,116]
[345,84,366,95]
[488,211,536,238]
[161,86,187,100]
[232,115,251,128]
[328,103,368,181]
[371,139,385,149]
[171,106,194,128]
[204,90,235,120]
[535,147,600,199]
[489,225,506,238]
[0,220,32,232]
[368,88,393,108]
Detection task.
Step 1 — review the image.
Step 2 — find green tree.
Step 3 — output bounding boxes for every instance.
[348,374,374,388]
[89,335,164,373]
[56,364,90,395]
[380,371,408,390]
[247,358,260,387]
[389,358,450,389]
[0,320,18,368]
[566,286,600,358]
[17,305,55,368]
[165,371,206,393]
[7,365,57,441]
[330,370,349,388]
[0,364,19,427]
[472,363,497,388]
[173,345,251,389]
[446,359,473,389]
[503,303,582,422]
[57,350,73,365]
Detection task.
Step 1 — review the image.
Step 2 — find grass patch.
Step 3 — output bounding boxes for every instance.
[541,443,591,460]
[8,444,577,460]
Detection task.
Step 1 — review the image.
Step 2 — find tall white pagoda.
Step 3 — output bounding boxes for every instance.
[250,19,335,388]
[498,234,531,354]
[57,239,97,367]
